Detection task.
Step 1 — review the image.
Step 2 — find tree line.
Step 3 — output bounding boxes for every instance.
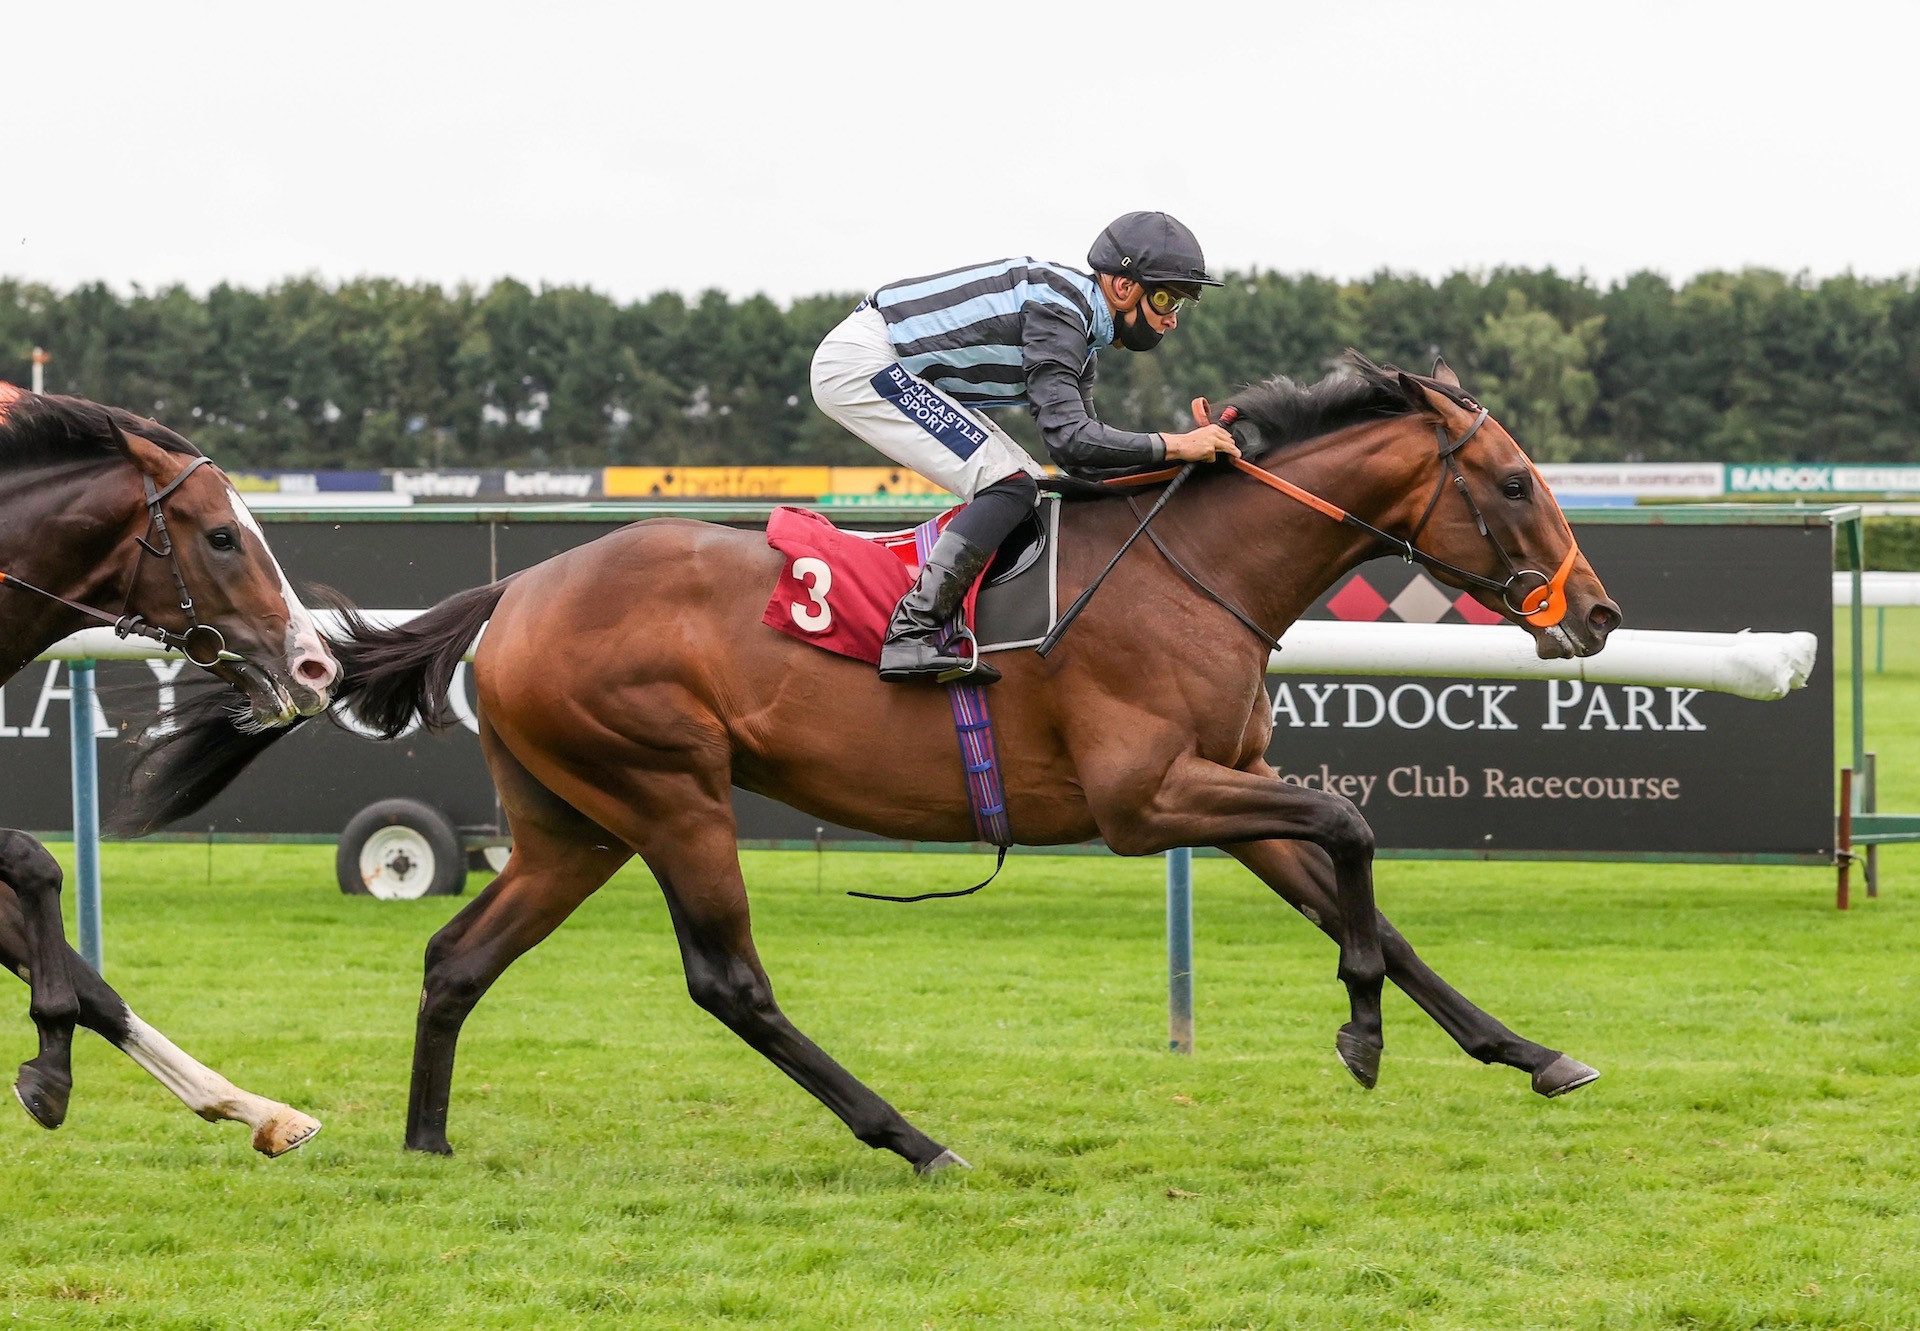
[3,267,1916,470]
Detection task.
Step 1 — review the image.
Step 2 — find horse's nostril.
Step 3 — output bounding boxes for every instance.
[1588,603,1621,637]
[297,658,333,685]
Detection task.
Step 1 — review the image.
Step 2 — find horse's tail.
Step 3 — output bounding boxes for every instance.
[113,581,510,836]
[326,581,509,739]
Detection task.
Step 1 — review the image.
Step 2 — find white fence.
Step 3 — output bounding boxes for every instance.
[44,614,1817,702]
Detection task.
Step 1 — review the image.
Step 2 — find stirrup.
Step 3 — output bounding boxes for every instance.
[933,626,985,684]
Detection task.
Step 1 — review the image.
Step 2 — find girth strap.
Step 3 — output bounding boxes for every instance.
[847,515,1013,904]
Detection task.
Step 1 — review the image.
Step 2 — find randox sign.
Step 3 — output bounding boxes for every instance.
[1728,463,1920,495]
[0,509,1834,861]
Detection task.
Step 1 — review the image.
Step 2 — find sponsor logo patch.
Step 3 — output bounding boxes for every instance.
[870,365,989,460]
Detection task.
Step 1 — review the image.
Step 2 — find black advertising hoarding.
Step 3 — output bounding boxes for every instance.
[1269,520,1833,858]
[0,510,1833,860]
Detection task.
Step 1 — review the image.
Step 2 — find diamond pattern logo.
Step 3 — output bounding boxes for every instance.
[1452,592,1505,625]
[1388,576,1456,624]
[1317,568,1513,627]
[1325,578,1390,622]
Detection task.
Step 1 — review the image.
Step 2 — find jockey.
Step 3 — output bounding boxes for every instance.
[811,210,1241,685]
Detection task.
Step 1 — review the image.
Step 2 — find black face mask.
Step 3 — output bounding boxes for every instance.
[1113,302,1165,352]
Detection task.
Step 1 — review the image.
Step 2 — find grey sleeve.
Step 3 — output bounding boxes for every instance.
[1021,301,1165,472]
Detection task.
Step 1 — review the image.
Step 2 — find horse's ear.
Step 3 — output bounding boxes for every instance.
[108,415,171,484]
[1394,371,1435,412]
[1396,371,1462,421]
[104,413,134,454]
[1431,356,1461,389]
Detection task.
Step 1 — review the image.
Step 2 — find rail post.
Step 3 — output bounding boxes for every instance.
[1864,751,1879,898]
[68,660,104,970]
[1167,847,1194,1054]
[1836,767,1853,912]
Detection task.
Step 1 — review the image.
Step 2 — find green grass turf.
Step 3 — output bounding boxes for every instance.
[0,614,1917,1329]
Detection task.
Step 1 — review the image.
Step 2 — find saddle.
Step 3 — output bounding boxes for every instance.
[761,497,1060,665]
[759,501,1063,864]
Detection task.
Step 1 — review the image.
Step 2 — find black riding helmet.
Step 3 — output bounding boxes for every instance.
[1087,211,1223,293]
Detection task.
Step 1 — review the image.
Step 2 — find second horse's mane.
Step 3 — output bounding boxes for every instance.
[0,390,200,477]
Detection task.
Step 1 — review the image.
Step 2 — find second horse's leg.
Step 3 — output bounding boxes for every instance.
[0,831,79,1129]
[1227,838,1598,1096]
[0,879,322,1154]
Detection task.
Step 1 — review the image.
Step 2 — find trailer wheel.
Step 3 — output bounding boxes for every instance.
[465,844,512,876]
[337,799,466,900]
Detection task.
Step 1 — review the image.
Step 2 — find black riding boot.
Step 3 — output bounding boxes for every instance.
[878,528,1001,685]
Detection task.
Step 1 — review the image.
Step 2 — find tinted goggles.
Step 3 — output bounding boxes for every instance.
[1143,284,1201,316]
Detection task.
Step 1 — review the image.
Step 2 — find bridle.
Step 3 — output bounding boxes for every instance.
[1232,404,1582,630]
[0,454,232,668]
[1040,403,1583,655]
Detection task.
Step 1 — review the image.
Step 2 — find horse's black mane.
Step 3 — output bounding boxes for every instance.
[1046,351,1474,499]
[0,386,201,475]
[1223,350,1474,464]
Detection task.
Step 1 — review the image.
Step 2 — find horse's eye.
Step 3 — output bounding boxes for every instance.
[1501,477,1529,501]
[208,528,238,552]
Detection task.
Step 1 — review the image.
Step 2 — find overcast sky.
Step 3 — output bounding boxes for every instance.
[5,1,1914,304]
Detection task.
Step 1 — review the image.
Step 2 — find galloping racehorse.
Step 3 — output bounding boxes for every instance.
[124,356,1620,1173]
[0,382,339,1155]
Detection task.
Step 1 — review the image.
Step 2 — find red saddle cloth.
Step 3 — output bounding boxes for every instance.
[761,506,982,664]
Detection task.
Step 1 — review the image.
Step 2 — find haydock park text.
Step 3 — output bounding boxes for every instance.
[1268,680,1707,734]
[1268,680,1704,807]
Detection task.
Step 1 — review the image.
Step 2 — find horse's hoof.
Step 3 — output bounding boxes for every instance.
[915,1148,971,1176]
[252,1109,322,1158]
[405,1136,454,1156]
[1532,1054,1600,1098]
[1335,1027,1382,1090]
[13,1065,70,1130]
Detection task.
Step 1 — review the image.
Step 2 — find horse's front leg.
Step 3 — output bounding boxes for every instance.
[0,831,79,1128]
[1089,756,1388,1088]
[1226,836,1598,1097]
[0,869,320,1155]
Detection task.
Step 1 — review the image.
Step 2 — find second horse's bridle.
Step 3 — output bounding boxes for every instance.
[0,453,231,668]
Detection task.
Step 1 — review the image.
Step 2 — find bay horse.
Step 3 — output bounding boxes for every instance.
[123,355,1620,1173]
[0,380,339,1155]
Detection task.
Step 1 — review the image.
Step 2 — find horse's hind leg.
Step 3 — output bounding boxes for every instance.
[405,828,629,1155]
[0,831,80,1129]
[0,879,321,1154]
[638,797,959,1174]
[1226,839,1598,1097]
[406,723,631,1155]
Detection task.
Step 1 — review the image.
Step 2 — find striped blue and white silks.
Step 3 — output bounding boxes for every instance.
[870,258,1115,410]
[813,255,1166,484]
[810,306,1045,500]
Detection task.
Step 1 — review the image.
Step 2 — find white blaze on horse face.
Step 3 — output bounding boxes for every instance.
[225,486,339,698]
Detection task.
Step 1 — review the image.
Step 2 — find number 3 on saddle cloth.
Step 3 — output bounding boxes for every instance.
[762,502,1061,854]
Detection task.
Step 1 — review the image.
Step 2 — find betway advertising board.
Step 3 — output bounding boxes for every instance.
[1,511,1832,861]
